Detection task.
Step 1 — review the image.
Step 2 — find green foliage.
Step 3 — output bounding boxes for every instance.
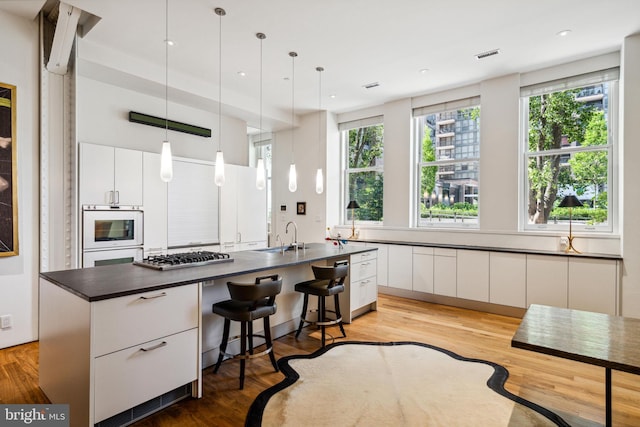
[550,206,607,225]
[527,89,596,223]
[420,127,436,197]
[348,124,384,221]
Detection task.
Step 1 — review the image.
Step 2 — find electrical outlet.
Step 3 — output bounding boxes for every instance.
[559,237,569,251]
[0,314,12,329]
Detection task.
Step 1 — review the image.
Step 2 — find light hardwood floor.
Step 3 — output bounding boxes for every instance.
[1,294,639,426]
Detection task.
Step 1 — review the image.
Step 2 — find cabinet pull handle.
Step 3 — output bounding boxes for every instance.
[140,341,167,352]
[115,190,120,205]
[108,190,114,205]
[361,262,370,266]
[139,292,167,300]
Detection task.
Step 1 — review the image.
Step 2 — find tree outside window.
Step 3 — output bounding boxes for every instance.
[524,81,612,229]
[346,124,383,222]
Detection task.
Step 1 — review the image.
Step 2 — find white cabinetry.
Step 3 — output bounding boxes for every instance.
[39,280,201,426]
[220,165,267,252]
[350,251,378,313]
[526,255,568,307]
[434,248,457,297]
[168,160,219,248]
[489,252,526,308]
[412,247,434,293]
[568,258,617,315]
[92,284,199,423]
[457,250,489,302]
[142,152,167,256]
[388,245,413,290]
[80,143,143,206]
[367,243,388,286]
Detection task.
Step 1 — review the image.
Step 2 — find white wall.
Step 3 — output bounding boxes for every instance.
[77,77,248,164]
[0,11,40,348]
[620,33,640,317]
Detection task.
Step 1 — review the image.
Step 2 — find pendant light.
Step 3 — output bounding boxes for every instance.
[214,7,226,186]
[288,51,298,193]
[315,66,324,194]
[160,0,173,182]
[255,32,266,190]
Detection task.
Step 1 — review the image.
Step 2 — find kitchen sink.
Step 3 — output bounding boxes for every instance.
[256,244,310,253]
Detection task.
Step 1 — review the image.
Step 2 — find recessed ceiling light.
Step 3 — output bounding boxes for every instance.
[329,94,336,99]
[419,68,429,74]
[237,71,246,77]
[556,29,572,37]
[164,39,174,46]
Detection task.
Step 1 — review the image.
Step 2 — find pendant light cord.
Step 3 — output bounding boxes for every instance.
[215,8,225,153]
[164,0,169,141]
[317,67,323,158]
[290,52,297,163]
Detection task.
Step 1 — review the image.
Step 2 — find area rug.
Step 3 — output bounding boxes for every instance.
[246,341,570,427]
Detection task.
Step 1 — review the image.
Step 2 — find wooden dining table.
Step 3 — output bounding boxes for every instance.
[511,304,640,427]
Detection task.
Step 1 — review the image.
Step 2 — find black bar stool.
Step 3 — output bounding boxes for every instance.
[294,260,348,347]
[212,274,282,389]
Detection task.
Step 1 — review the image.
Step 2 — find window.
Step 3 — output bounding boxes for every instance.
[414,97,481,227]
[521,68,618,232]
[341,117,384,223]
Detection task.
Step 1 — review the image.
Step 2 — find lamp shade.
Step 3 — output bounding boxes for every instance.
[559,195,583,208]
[347,200,360,209]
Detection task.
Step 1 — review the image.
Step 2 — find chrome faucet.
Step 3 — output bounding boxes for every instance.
[286,221,298,252]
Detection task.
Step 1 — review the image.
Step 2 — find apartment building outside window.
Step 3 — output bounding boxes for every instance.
[341,116,384,224]
[521,68,618,232]
[414,97,481,228]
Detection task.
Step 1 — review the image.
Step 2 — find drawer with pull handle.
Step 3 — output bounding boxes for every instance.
[350,258,377,282]
[92,283,198,357]
[94,328,198,423]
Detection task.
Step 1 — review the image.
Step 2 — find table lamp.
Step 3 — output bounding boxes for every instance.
[559,195,583,253]
[347,200,360,239]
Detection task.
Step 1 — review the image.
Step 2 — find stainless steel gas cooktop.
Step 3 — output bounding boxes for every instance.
[133,251,233,271]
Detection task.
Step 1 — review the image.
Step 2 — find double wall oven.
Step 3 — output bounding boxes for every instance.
[82,205,144,267]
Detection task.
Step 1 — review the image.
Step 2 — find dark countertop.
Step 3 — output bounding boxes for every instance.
[39,242,376,302]
[349,239,622,260]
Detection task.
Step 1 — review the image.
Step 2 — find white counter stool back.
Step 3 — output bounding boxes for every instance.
[212,274,282,389]
[294,260,349,347]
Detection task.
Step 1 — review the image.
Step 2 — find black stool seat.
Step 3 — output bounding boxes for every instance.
[294,260,348,347]
[212,274,282,389]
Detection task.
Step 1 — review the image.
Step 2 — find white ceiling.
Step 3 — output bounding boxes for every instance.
[4,0,640,132]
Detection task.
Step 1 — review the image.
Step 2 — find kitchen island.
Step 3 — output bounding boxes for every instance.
[38,242,377,427]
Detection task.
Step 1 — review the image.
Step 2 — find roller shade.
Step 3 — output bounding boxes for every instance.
[338,115,384,131]
[412,96,481,117]
[520,67,619,97]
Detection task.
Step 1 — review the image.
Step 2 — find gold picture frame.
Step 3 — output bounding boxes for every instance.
[0,82,18,256]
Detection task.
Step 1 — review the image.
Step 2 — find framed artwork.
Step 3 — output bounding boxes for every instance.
[0,82,18,256]
[297,202,306,215]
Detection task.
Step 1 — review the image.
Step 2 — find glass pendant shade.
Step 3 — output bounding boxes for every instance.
[214,150,225,186]
[315,168,323,194]
[256,158,266,190]
[160,141,173,182]
[288,163,297,192]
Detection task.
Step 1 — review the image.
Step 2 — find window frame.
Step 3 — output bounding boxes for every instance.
[519,69,619,234]
[340,117,384,226]
[413,97,481,229]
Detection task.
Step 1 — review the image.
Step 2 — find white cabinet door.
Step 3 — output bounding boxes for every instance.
[456,250,489,302]
[489,252,526,308]
[167,160,219,247]
[387,245,413,290]
[526,255,568,307]
[219,165,238,247]
[367,243,388,286]
[114,148,143,206]
[434,249,457,297]
[79,143,142,206]
[568,258,617,315]
[219,165,267,250]
[80,143,115,206]
[412,247,434,293]
[142,152,167,255]
[236,165,267,243]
